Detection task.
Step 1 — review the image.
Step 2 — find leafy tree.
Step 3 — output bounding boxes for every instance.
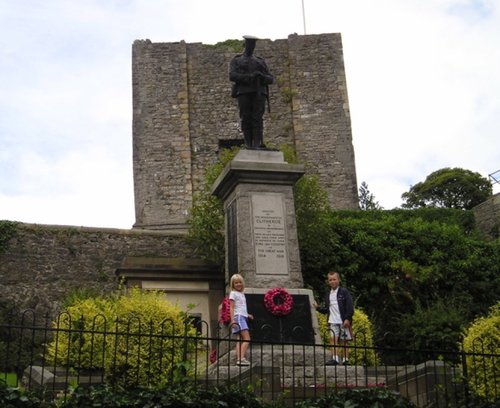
[294,174,332,291]
[358,181,382,210]
[401,167,492,210]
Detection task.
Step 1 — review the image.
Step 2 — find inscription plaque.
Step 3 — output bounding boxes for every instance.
[251,193,288,275]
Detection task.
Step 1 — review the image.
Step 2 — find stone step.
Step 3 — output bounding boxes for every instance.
[203,344,389,389]
[213,345,333,366]
[22,366,105,391]
[202,361,386,388]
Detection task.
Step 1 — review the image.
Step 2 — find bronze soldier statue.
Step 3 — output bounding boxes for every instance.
[229,35,273,149]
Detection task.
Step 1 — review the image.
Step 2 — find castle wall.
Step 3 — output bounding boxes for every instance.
[132,33,359,230]
[0,223,195,316]
[472,192,500,240]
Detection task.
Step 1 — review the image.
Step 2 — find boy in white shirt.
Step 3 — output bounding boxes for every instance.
[315,271,354,365]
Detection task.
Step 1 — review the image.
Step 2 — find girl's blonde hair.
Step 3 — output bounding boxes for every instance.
[230,274,245,291]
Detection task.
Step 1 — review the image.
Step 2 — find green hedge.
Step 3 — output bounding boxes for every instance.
[0,382,417,408]
[3,382,498,407]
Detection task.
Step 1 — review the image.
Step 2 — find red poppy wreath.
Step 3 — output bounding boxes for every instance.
[218,297,231,326]
[264,288,294,316]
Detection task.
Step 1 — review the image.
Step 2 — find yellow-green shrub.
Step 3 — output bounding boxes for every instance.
[46,289,197,387]
[462,301,499,402]
[109,288,198,386]
[46,297,111,370]
[317,308,379,365]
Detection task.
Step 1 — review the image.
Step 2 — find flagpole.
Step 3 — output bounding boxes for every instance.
[301,0,307,34]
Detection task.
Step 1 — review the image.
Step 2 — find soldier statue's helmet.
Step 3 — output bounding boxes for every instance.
[243,35,259,42]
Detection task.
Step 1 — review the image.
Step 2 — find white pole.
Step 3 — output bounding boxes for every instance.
[301,0,307,34]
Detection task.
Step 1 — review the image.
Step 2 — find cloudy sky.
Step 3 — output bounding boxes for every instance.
[1,0,499,229]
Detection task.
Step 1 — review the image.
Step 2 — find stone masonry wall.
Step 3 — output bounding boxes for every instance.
[287,34,358,209]
[472,192,500,240]
[132,33,359,229]
[0,223,195,316]
[132,41,193,229]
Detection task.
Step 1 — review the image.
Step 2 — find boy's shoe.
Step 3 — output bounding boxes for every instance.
[325,358,339,366]
[342,359,349,366]
[238,358,251,366]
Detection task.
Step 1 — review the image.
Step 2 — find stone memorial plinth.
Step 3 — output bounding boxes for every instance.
[210,149,324,376]
[211,150,305,289]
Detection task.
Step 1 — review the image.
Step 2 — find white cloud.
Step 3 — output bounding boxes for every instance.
[0,147,134,228]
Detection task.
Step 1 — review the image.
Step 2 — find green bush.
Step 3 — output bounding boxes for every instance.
[396,300,466,362]
[3,380,498,408]
[46,288,198,387]
[187,147,238,265]
[46,297,109,370]
[60,384,270,408]
[295,387,416,407]
[0,381,53,408]
[2,382,414,408]
[316,308,379,366]
[462,301,500,402]
[203,39,244,52]
[0,299,46,376]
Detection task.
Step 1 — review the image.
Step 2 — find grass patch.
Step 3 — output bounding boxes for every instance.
[0,372,17,387]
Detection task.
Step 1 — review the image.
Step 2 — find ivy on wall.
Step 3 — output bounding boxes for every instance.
[0,220,17,254]
[203,39,243,52]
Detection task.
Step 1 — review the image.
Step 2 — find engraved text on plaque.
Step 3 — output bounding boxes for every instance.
[251,193,289,275]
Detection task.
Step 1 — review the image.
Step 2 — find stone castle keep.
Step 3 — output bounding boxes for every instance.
[132,33,359,230]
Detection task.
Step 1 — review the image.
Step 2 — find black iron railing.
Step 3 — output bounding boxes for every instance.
[0,311,498,407]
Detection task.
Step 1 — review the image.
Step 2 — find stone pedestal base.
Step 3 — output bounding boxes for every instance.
[211,150,305,289]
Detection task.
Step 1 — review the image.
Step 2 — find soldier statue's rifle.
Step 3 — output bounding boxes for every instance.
[255,73,271,114]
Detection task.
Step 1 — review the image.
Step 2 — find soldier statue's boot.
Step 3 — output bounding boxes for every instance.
[253,127,266,149]
[242,126,253,148]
